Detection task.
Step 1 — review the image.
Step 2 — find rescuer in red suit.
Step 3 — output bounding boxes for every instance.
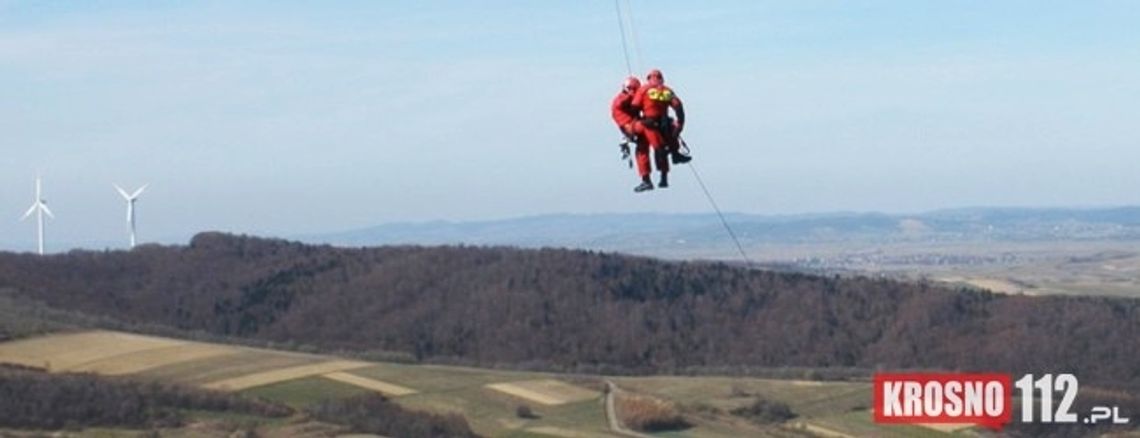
[611,76,657,192]
[632,68,690,190]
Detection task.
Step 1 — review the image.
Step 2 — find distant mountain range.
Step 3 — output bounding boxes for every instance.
[301,207,1140,257]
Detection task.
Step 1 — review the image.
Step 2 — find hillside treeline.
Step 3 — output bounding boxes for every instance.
[0,364,290,430]
[1,233,1138,388]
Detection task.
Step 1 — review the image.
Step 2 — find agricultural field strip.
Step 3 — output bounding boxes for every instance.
[321,371,417,396]
[173,349,326,383]
[791,385,870,414]
[345,364,549,394]
[485,383,566,405]
[532,379,600,404]
[485,379,600,406]
[69,343,238,376]
[796,422,855,438]
[526,426,612,438]
[611,375,867,408]
[0,330,184,371]
[139,349,323,385]
[202,360,372,391]
[807,410,954,438]
[1,331,433,397]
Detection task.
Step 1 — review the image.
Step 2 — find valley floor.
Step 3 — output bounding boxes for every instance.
[0,330,959,438]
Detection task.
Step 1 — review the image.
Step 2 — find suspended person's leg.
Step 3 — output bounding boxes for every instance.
[642,124,665,189]
[664,121,691,164]
[642,126,670,189]
[654,143,671,189]
[670,140,691,164]
[632,123,654,192]
[634,138,653,192]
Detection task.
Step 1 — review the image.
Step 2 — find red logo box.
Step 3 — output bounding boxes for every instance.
[873,373,1012,431]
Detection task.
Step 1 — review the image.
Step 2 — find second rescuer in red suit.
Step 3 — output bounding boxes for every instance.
[632,69,688,190]
[611,76,658,192]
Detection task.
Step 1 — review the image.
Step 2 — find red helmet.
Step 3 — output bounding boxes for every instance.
[646,69,664,85]
[622,76,641,93]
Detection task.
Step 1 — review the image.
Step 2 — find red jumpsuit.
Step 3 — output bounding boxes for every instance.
[611,90,654,177]
[631,83,684,173]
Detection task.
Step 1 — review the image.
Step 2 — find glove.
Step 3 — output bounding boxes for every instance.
[673,121,684,135]
[619,142,631,161]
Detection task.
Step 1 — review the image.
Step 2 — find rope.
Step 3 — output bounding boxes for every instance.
[686,154,755,268]
[622,0,644,72]
[613,0,634,75]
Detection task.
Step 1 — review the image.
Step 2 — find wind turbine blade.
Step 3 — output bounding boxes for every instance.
[41,203,54,219]
[114,184,130,199]
[21,204,37,220]
[130,184,148,199]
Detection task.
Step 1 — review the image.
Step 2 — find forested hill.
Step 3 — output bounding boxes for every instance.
[1,232,1138,387]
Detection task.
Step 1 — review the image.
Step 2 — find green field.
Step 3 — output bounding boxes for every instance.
[239,362,961,437]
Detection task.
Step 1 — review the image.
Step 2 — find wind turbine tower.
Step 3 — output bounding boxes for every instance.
[21,176,54,255]
[114,184,148,249]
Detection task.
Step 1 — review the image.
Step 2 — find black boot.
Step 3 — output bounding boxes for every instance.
[634,177,654,193]
[671,151,692,164]
[658,174,669,189]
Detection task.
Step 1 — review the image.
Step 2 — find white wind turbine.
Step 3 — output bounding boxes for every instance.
[114,183,148,249]
[21,176,54,255]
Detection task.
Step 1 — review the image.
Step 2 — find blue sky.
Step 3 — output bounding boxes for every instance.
[2,1,1138,250]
